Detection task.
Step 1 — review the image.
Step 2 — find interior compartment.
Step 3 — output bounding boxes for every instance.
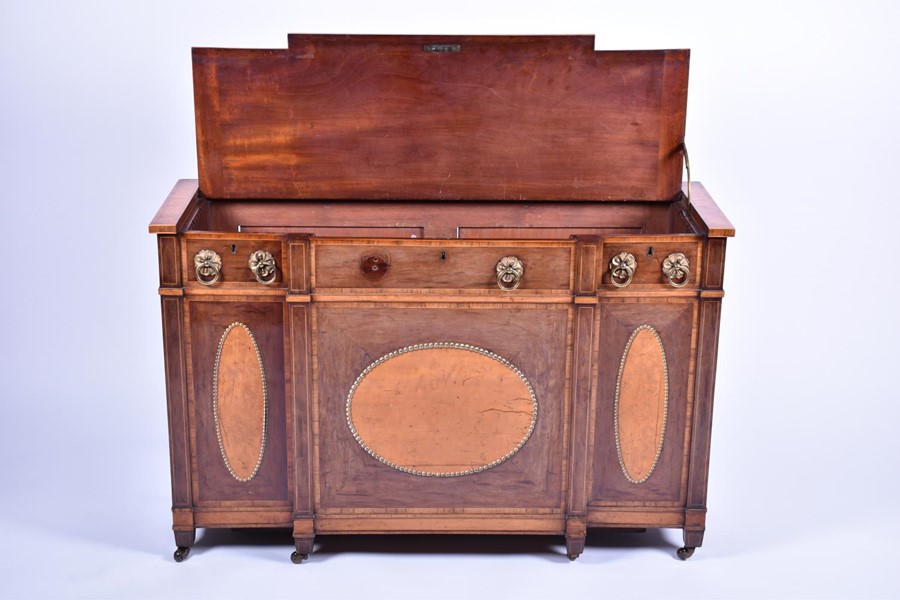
[184,197,699,239]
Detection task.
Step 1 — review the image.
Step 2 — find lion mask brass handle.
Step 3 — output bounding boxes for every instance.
[249,250,277,285]
[496,256,524,291]
[609,252,637,288]
[662,252,690,287]
[194,249,222,285]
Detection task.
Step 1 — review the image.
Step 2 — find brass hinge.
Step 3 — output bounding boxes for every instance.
[681,142,692,207]
[423,43,462,53]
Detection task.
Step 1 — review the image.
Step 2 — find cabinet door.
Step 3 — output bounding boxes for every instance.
[186,299,289,504]
[590,299,696,506]
[314,303,569,511]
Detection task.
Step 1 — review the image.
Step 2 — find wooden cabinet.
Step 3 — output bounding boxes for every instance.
[150,35,734,563]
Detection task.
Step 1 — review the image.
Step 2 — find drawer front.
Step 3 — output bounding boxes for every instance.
[599,238,702,290]
[313,241,573,292]
[183,236,284,288]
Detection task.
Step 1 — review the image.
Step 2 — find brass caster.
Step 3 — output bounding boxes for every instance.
[174,546,190,562]
[567,552,580,561]
[677,546,695,560]
[291,551,308,564]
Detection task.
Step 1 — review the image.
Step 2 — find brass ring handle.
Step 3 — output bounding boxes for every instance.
[249,250,277,285]
[662,252,690,287]
[609,252,637,288]
[194,249,222,286]
[496,256,524,291]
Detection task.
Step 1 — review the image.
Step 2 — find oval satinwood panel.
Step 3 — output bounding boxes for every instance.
[213,322,267,482]
[347,343,538,477]
[615,325,669,484]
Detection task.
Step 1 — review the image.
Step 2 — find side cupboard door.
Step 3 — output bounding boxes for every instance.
[589,298,698,515]
[184,298,291,512]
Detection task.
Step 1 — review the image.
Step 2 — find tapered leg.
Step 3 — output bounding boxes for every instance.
[173,528,196,562]
[565,517,587,561]
[565,535,586,561]
[291,536,314,564]
[291,519,315,564]
[678,528,704,560]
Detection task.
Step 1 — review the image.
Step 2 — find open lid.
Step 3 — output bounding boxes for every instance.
[193,35,688,201]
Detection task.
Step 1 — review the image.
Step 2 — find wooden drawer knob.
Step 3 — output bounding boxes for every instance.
[361,255,390,280]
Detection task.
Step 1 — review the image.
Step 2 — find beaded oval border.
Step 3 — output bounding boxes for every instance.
[346,342,538,477]
[614,324,669,485]
[212,321,268,483]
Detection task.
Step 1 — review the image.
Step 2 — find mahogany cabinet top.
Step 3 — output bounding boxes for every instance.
[193,35,689,202]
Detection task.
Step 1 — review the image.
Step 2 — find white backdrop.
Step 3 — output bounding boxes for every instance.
[1,1,898,598]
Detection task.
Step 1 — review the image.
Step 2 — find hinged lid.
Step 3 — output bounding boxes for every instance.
[193,35,688,201]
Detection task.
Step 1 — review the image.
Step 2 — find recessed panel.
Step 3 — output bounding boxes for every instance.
[347,343,537,477]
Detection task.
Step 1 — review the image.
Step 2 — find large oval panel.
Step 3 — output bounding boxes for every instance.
[347,343,538,477]
[615,325,668,484]
[213,322,267,482]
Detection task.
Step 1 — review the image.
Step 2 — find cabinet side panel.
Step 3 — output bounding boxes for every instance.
[703,238,727,290]
[687,298,722,510]
[161,296,192,509]
[158,236,181,287]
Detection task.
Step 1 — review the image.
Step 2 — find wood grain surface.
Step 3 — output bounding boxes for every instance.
[313,240,571,291]
[193,36,688,201]
[186,300,289,503]
[215,324,266,481]
[616,327,668,483]
[150,34,736,556]
[590,299,695,505]
[314,304,569,510]
[208,199,667,238]
[349,346,536,475]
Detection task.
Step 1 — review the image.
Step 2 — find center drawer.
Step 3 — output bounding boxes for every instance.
[312,240,573,293]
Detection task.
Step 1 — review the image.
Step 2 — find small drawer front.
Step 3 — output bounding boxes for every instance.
[313,242,572,292]
[184,237,284,288]
[600,239,702,290]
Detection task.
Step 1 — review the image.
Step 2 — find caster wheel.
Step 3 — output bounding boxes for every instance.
[677,546,695,560]
[567,553,580,561]
[174,547,190,562]
[291,551,308,564]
